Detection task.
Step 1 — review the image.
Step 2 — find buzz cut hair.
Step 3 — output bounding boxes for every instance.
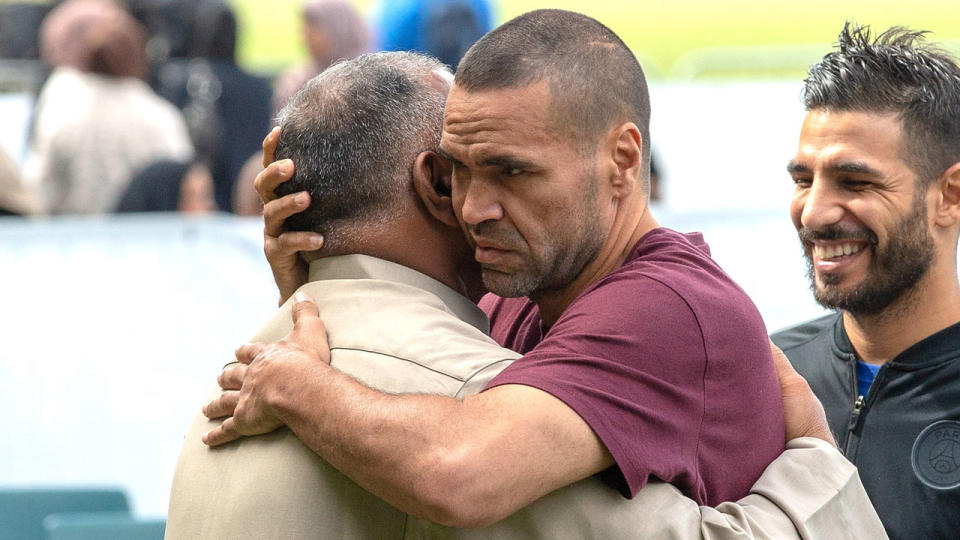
[453,9,652,189]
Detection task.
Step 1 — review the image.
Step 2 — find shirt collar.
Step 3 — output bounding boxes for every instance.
[837,314,960,368]
[307,254,489,334]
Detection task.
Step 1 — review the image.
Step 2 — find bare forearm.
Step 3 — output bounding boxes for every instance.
[270,364,539,526]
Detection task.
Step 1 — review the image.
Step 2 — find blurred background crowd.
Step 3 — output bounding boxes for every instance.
[0,0,499,219]
[2,0,959,219]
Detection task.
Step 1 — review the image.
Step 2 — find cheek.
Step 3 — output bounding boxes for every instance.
[789,196,805,229]
[449,183,466,219]
[449,168,473,201]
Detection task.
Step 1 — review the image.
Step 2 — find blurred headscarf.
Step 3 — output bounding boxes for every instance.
[273,0,371,113]
[40,0,147,78]
[302,0,371,68]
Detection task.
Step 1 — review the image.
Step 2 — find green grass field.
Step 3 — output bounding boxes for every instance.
[232,0,960,79]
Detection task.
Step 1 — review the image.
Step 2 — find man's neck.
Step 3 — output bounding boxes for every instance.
[843,264,960,365]
[319,213,482,304]
[534,200,659,327]
[367,241,480,304]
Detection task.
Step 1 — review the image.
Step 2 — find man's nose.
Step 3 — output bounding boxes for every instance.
[799,178,845,230]
[460,177,504,225]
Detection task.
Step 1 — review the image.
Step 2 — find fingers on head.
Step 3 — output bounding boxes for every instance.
[262,192,308,236]
[277,231,323,254]
[262,126,281,166]
[254,159,294,203]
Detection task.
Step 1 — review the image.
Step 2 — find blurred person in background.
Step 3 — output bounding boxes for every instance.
[0,146,40,217]
[376,0,493,69]
[272,0,371,114]
[649,153,662,202]
[24,0,193,215]
[232,152,266,216]
[115,159,216,215]
[155,0,273,213]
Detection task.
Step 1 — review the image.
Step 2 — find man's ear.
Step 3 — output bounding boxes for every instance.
[932,162,960,229]
[606,122,642,198]
[412,151,458,227]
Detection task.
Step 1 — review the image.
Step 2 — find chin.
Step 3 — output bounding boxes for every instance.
[482,272,536,299]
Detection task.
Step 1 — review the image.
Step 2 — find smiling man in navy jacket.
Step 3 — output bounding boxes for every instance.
[773,23,960,539]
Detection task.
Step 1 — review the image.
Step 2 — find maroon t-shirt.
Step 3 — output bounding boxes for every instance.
[480,228,784,506]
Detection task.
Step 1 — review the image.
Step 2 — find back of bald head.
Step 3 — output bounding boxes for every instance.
[454,9,651,183]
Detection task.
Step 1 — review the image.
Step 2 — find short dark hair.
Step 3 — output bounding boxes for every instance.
[803,22,960,182]
[454,9,651,185]
[274,52,448,242]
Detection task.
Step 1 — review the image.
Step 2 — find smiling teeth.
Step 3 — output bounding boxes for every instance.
[814,243,863,259]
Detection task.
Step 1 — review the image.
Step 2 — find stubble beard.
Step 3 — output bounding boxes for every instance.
[803,194,934,317]
[482,215,604,299]
[481,172,605,299]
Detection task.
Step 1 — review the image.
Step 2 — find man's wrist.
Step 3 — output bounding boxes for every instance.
[268,360,334,428]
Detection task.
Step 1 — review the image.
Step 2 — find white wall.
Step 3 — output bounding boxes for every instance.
[650,79,808,213]
[0,215,278,517]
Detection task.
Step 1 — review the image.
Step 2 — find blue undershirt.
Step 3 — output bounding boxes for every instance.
[856,360,882,397]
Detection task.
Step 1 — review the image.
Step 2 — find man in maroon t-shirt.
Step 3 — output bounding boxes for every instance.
[202,9,784,523]
[478,228,780,505]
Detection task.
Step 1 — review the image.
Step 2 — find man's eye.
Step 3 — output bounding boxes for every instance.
[505,167,523,177]
[792,176,812,187]
[842,178,870,189]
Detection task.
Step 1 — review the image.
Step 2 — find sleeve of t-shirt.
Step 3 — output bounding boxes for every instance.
[484,274,708,502]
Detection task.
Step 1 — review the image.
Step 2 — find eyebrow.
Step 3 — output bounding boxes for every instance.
[479,156,537,170]
[786,161,810,174]
[436,148,537,171]
[786,160,882,177]
[436,147,464,167]
[832,161,881,176]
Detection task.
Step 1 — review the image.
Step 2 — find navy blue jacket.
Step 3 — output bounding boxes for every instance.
[773,314,960,540]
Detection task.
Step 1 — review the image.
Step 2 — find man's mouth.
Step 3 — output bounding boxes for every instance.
[812,242,865,261]
[474,241,511,264]
[808,240,872,281]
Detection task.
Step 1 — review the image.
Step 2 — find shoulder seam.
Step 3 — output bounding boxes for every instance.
[455,358,517,399]
[331,346,466,382]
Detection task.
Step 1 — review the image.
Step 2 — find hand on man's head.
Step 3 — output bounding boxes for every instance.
[257,127,323,304]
